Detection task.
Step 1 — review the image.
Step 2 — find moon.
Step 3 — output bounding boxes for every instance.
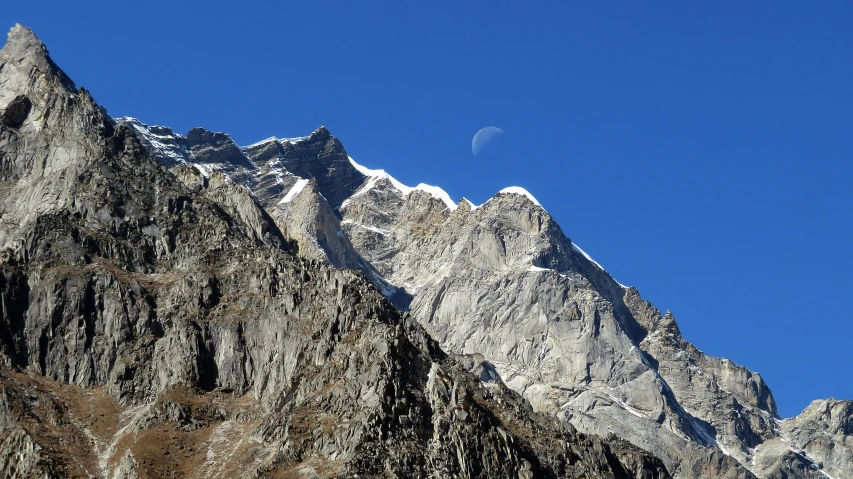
[472,127,504,157]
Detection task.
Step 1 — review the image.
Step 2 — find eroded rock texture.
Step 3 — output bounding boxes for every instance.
[113,50,850,477]
[118,90,850,479]
[0,24,673,478]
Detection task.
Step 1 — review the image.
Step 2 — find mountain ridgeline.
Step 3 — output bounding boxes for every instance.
[0,24,849,479]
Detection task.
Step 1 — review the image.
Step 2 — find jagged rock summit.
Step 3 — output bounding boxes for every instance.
[138,120,850,477]
[0,24,672,479]
[1,24,850,479]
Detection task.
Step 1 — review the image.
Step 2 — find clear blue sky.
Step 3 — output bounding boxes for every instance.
[5,2,851,418]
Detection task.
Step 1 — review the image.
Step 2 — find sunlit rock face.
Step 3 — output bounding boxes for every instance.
[3,21,847,479]
[118,62,847,478]
[239,139,843,477]
[0,24,673,478]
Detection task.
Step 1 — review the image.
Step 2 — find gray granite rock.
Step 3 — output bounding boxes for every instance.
[0,24,670,479]
[242,128,366,209]
[122,109,848,478]
[5,21,846,479]
[327,130,846,478]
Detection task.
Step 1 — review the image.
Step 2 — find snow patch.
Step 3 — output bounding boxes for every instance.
[527,264,569,279]
[280,136,309,144]
[527,265,552,273]
[606,393,645,418]
[341,219,391,236]
[462,198,480,210]
[690,415,733,457]
[374,279,398,298]
[572,242,628,288]
[498,186,541,206]
[789,446,838,479]
[818,468,837,479]
[120,118,191,165]
[263,165,290,187]
[279,178,309,204]
[242,135,309,149]
[571,243,604,270]
[192,163,211,178]
[414,183,457,210]
[345,156,456,210]
[243,136,279,148]
[348,156,413,195]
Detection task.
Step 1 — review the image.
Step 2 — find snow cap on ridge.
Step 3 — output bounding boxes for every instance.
[242,135,310,149]
[243,136,280,149]
[460,198,480,210]
[346,156,457,210]
[348,156,413,195]
[413,184,456,210]
[497,186,541,207]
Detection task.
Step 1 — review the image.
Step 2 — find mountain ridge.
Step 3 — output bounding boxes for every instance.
[119,115,848,478]
[0,23,678,479]
[124,116,850,478]
[1,24,849,479]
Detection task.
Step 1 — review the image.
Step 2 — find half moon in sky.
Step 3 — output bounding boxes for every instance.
[472,126,504,157]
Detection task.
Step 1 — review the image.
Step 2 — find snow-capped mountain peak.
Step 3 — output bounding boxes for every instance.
[345,156,457,210]
[496,186,542,207]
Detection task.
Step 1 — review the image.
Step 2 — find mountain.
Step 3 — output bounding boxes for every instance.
[329,154,851,479]
[0,23,849,479]
[122,124,852,478]
[0,24,675,479]
[103,36,851,479]
[119,118,404,305]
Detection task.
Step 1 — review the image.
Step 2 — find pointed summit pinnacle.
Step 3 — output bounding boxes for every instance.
[3,24,50,65]
[310,125,331,141]
[1,24,76,92]
[6,24,43,49]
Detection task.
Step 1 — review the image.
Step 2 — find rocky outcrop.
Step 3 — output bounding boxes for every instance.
[0,24,671,478]
[757,399,853,479]
[4,20,846,479]
[336,184,756,477]
[333,165,850,478]
[268,177,402,304]
[114,98,850,479]
[1,95,31,128]
[224,118,847,478]
[242,128,365,209]
[115,93,849,478]
[115,118,403,306]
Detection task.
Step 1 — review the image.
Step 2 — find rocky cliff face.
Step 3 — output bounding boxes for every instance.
[332,162,848,479]
[335,178,766,478]
[0,24,676,478]
[92,49,852,478]
[751,399,853,479]
[115,102,852,478]
[119,118,404,307]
